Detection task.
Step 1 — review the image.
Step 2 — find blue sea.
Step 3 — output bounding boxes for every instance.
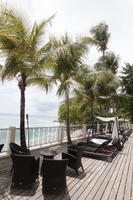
[0,113,59,129]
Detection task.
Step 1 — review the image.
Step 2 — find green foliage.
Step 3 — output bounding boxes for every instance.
[121,63,133,122]
[58,100,100,125]
[95,51,119,74]
[82,22,110,57]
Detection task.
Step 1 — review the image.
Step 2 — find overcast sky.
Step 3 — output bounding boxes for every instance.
[0,0,133,120]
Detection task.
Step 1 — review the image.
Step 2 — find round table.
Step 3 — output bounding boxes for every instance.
[40,150,56,159]
[40,150,56,175]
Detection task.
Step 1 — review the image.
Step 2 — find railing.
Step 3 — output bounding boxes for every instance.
[63,125,85,141]
[0,125,86,153]
[15,126,61,147]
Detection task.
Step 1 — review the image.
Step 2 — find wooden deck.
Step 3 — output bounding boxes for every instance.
[0,134,133,200]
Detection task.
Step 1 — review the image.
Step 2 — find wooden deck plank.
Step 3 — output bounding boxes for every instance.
[108,142,131,200]
[85,152,120,200]
[72,161,109,199]
[90,151,122,200]
[58,159,101,200]
[100,142,129,200]
[116,140,133,200]
[123,138,133,200]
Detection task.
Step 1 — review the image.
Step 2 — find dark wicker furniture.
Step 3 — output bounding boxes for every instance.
[62,148,84,176]
[11,154,40,188]
[9,143,31,155]
[42,158,68,194]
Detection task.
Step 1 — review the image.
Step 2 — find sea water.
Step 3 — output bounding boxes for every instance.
[0,113,60,150]
[0,113,59,128]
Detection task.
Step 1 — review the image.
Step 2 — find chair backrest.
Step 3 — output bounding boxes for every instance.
[9,143,31,155]
[0,144,4,152]
[68,148,82,166]
[42,158,68,178]
[11,154,39,185]
[42,158,68,193]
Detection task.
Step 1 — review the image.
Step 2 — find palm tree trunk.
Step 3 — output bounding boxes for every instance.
[102,50,105,64]
[91,102,94,136]
[65,89,72,144]
[19,74,27,148]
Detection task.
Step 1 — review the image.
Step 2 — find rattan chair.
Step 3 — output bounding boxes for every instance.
[62,148,84,176]
[9,143,31,155]
[42,158,68,194]
[11,154,40,188]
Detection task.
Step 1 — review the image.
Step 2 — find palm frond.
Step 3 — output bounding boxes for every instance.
[29,14,55,51]
[27,74,55,92]
[0,8,28,40]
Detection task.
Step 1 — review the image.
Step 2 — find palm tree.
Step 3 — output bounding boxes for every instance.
[49,34,87,144]
[75,67,119,131]
[74,67,98,133]
[82,22,110,61]
[95,70,119,114]
[95,51,119,74]
[0,7,54,147]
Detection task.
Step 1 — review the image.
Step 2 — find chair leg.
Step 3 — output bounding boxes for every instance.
[11,165,13,173]
[81,164,84,171]
[75,169,79,176]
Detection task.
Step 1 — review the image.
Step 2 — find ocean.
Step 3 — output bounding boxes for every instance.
[0,113,59,129]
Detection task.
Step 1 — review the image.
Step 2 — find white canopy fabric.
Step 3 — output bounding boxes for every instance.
[118,118,129,122]
[96,116,118,139]
[96,116,116,122]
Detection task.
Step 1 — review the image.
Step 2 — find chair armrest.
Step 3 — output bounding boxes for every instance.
[62,152,76,163]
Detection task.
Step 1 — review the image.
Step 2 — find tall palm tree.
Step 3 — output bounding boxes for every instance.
[95,51,119,74]
[0,7,54,147]
[75,67,98,132]
[95,70,119,114]
[82,22,110,61]
[75,68,119,130]
[49,34,87,144]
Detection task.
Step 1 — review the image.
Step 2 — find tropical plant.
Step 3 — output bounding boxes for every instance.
[121,63,133,122]
[74,67,119,130]
[0,7,54,147]
[95,51,119,74]
[49,34,87,144]
[82,22,110,60]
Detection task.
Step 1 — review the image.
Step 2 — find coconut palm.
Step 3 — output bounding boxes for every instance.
[75,67,119,130]
[49,34,87,144]
[0,7,54,147]
[74,67,98,132]
[95,51,119,74]
[82,22,110,61]
[95,70,119,114]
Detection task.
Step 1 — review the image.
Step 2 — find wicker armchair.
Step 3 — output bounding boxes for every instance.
[0,144,4,152]
[62,148,84,176]
[11,154,40,188]
[42,158,68,194]
[9,143,31,155]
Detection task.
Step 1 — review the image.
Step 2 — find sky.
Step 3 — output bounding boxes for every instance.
[0,0,133,121]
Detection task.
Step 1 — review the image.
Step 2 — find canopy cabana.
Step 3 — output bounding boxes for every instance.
[95,116,118,139]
